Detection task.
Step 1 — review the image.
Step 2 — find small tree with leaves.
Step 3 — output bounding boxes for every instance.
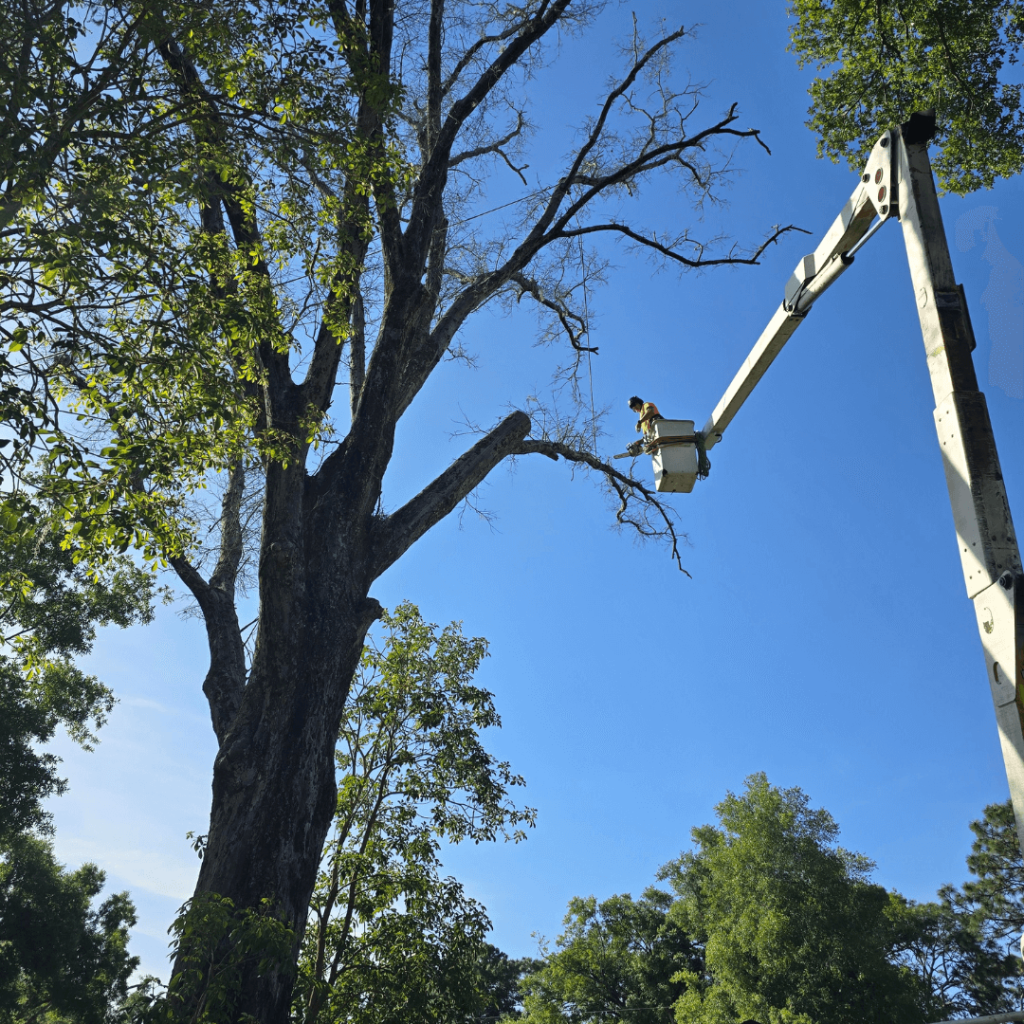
[295,603,534,1024]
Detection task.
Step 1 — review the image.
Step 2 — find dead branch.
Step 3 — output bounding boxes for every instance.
[510,271,596,353]
[513,437,690,576]
[557,221,812,268]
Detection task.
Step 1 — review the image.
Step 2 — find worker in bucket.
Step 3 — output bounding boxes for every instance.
[628,396,662,438]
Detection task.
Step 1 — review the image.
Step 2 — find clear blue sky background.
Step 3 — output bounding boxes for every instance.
[46,0,1023,983]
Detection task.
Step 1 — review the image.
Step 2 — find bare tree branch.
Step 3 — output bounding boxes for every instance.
[403,0,571,265]
[523,24,693,245]
[349,293,366,418]
[441,18,525,98]
[208,462,245,593]
[513,438,690,576]
[557,220,812,268]
[450,112,529,185]
[510,271,596,352]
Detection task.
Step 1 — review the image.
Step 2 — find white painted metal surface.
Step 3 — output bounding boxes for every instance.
[650,419,697,493]
[689,124,1024,860]
[929,1012,1024,1024]
[702,131,898,451]
[898,138,1024,856]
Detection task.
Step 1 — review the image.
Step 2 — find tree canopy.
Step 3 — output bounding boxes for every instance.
[2,2,806,1016]
[0,495,154,842]
[518,778,1024,1024]
[520,888,698,1024]
[0,835,138,1023]
[664,773,925,1024]
[0,496,152,1023]
[788,0,1024,193]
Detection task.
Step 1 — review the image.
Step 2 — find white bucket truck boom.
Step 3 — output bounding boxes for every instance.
[685,114,1024,860]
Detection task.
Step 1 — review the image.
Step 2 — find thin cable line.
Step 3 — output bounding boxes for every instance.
[574,204,598,454]
[450,184,555,226]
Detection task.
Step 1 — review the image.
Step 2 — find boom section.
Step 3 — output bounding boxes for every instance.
[696,124,1024,860]
[898,139,1024,857]
[701,130,899,450]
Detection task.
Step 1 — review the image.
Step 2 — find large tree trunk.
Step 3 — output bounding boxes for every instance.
[173,449,384,1017]
[196,600,379,1019]
[173,359,531,1021]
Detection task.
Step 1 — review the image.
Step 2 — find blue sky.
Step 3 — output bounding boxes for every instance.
[46,0,1024,983]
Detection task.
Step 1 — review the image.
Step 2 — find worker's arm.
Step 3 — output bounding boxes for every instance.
[637,403,660,434]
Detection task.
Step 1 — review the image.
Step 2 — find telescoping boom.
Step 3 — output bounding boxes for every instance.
[678,115,1024,859]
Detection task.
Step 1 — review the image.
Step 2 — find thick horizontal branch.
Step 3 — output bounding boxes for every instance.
[371,410,531,578]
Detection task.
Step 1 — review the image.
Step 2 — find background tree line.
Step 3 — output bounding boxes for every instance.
[4,581,1024,1022]
[517,780,1024,1024]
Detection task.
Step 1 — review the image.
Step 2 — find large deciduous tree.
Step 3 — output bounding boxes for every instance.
[0,493,155,842]
[903,800,1024,1017]
[5,1,801,1017]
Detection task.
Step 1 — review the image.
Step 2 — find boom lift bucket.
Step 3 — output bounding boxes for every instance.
[650,419,698,493]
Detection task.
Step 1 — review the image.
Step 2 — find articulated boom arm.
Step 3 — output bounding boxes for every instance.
[701,128,899,450]
[698,123,1024,856]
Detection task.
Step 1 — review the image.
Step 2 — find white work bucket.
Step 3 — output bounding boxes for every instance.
[650,419,698,493]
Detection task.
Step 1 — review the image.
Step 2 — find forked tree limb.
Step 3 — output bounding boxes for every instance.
[403,0,571,267]
[169,463,248,744]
